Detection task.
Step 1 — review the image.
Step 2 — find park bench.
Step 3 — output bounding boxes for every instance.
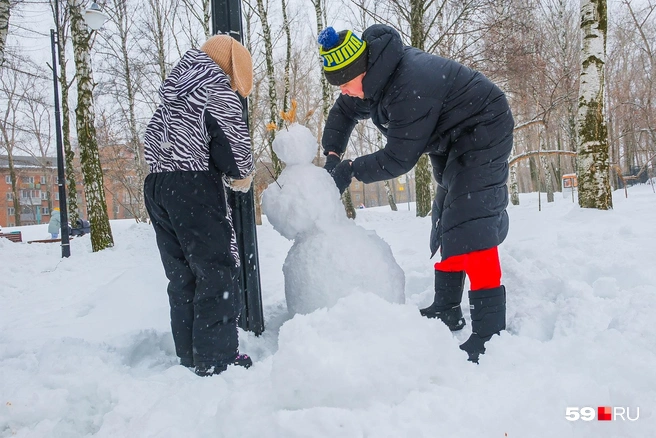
[27,237,74,244]
[0,231,23,243]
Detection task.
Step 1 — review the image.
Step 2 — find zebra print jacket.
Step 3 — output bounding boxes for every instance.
[144,49,254,178]
[144,49,254,267]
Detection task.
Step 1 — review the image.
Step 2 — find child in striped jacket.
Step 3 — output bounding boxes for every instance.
[143,35,254,376]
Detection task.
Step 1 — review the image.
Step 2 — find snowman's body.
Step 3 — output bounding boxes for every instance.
[262,124,405,315]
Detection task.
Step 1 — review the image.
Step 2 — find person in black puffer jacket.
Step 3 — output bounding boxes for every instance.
[318,25,514,363]
[143,35,255,376]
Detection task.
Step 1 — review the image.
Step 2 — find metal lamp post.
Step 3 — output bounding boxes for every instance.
[50,0,108,258]
[211,0,265,335]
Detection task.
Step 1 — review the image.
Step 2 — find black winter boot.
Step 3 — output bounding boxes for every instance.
[420,270,466,331]
[195,353,253,377]
[460,286,506,363]
[180,357,194,368]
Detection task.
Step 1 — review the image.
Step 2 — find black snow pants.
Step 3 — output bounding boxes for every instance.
[144,170,240,368]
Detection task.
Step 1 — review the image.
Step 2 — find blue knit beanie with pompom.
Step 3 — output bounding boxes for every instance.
[317,27,367,86]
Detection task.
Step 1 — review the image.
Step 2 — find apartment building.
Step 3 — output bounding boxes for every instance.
[0,156,60,227]
[1,150,141,227]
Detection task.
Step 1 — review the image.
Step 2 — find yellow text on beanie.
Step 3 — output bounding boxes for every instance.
[200,35,253,97]
[318,27,367,86]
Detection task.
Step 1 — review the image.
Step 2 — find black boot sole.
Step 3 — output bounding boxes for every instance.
[420,306,466,331]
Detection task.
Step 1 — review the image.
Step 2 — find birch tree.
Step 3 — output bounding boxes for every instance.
[98,0,148,221]
[50,0,81,224]
[68,0,114,250]
[406,1,431,218]
[19,85,55,215]
[179,0,211,45]
[0,59,24,226]
[0,0,12,65]
[312,0,356,218]
[378,130,398,210]
[577,0,612,209]
[255,0,282,176]
[138,0,177,109]
[280,0,291,114]
[619,0,656,179]
[310,0,332,157]
[539,124,555,202]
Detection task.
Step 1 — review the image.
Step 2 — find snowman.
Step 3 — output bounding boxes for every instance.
[261,122,405,315]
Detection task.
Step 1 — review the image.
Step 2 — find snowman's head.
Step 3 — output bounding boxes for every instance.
[262,123,346,240]
[272,124,317,166]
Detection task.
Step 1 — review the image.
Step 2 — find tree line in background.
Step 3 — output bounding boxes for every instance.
[1,0,655,248]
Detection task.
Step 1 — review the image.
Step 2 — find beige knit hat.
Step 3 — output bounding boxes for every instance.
[201,35,253,97]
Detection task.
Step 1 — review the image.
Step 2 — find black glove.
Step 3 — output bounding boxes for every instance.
[331,159,353,194]
[323,153,341,173]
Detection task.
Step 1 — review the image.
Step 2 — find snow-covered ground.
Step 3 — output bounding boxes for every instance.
[1,185,655,437]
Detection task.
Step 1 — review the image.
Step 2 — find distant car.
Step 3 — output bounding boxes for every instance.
[69,219,91,237]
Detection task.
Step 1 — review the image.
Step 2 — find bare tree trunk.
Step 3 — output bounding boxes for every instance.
[1,61,24,226]
[60,63,80,224]
[242,5,263,226]
[19,86,55,222]
[145,0,171,83]
[510,162,520,205]
[509,134,520,205]
[255,0,282,177]
[372,130,398,211]
[408,0,432,217]
[281,0,291,114]
[415,155,432,216]
[51,0,81,224]
[540,125,554,202]
[4,151,20,226]
[311,0,332,160]
[577,0,612,209]
[342,189,356,219]
[384,180,398,211]
[0,0,11,66]
[180,0,211,41]
[313,0,355,219]
[68,0,114,251]
[106,0,148,222]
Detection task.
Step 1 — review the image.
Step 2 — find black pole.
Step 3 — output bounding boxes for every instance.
[211,0,264,335]
[50,25,70,258]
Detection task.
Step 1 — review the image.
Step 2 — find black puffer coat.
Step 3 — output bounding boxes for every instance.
[322,24,514,260]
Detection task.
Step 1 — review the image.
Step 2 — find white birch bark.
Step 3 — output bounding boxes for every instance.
[577,0,612,209]
[384,180,398,211]
[510,162,520,205]
[281,0,291,114]
[255,0,281,176]
[540,126,555,202]
[0,0,10,65]
[103,0,148,222]
[55,17,82,225]
[68,0,114,251]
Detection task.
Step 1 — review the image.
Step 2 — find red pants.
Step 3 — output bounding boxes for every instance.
[434,247,501,291]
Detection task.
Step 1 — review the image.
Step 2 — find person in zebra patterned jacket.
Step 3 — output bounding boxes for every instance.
[143,35,255,376]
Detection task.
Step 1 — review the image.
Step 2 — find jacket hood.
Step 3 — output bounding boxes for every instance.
[361,24,404,101]
[159,49,230,105]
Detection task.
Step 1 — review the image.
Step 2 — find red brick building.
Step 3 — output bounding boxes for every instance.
[0,155,60,227]
[1,152,141,227]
